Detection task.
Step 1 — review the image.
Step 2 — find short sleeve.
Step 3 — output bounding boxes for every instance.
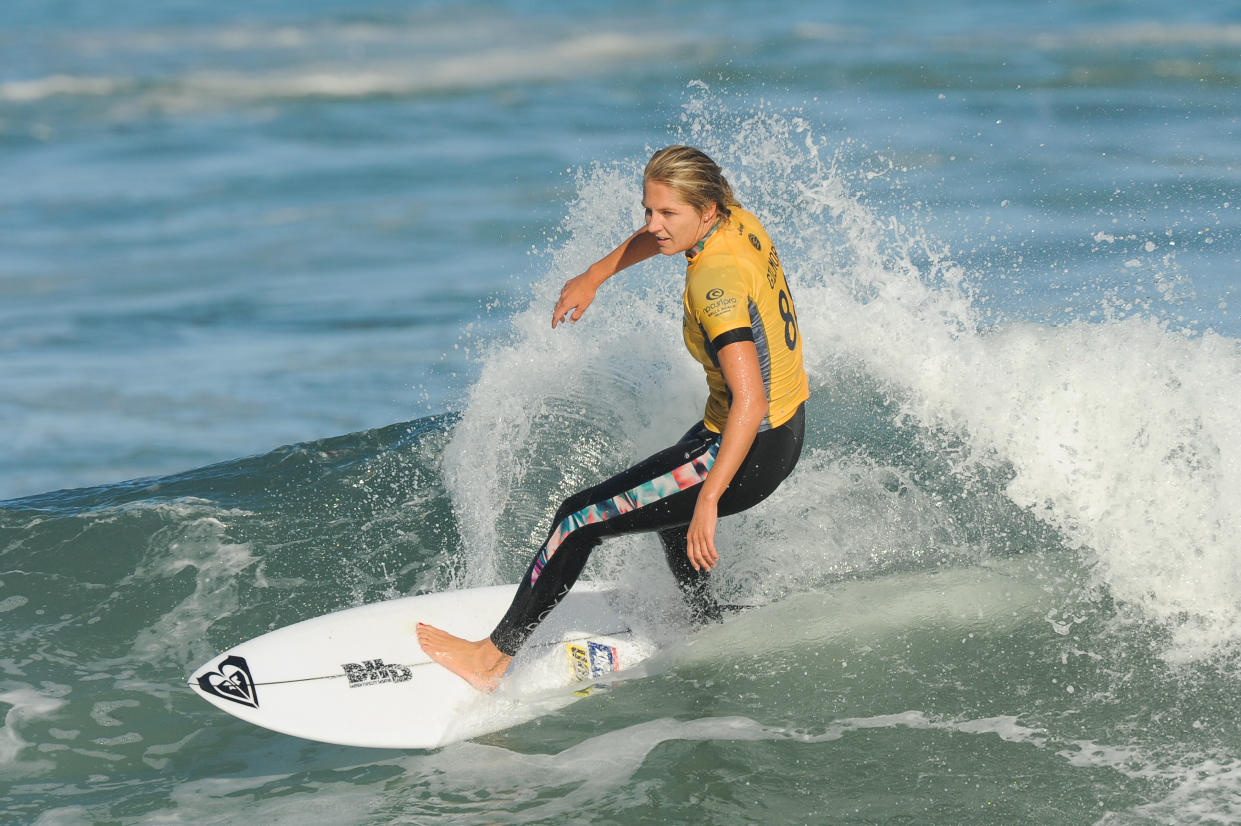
[689,262,751,344]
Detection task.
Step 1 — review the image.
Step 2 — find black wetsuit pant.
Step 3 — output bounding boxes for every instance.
[490,404,805,655]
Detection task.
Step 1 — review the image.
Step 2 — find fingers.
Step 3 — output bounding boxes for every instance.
[688,550,706,572]
[689,547,717,572]
[552,302,585,328]
[686,495,720,571]
[552,275,597,328]
[552,295,576,328]
[553,279,573,328]
[686,528,719,572]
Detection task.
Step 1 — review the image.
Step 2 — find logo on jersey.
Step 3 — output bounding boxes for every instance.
[196,655,259,708]
[749,233,762,251]
[703,291,737,319]
[766,247,782,289]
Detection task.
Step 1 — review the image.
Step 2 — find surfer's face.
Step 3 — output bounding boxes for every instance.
[643,181,717,256]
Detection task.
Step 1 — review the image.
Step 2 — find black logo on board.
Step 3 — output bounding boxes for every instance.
[196,655,259,708]
[342,658,413,688]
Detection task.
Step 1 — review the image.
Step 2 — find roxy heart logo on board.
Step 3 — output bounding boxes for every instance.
[196,655,259,708]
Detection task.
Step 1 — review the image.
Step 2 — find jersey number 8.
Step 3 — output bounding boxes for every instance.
[778,289,798,351]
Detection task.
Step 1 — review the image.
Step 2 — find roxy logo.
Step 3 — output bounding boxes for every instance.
[197,655,259,708]
[342,658,413,688]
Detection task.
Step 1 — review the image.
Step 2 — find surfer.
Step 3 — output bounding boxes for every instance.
[417,146,809,691]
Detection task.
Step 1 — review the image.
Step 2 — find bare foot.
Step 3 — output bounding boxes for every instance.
[416,623,513,692]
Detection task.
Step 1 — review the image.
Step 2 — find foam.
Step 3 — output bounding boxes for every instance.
[672,90,1241,662]
[122,507,258,671]
[5,29,692,111]
[127,710,1063,824]
[163,785,376,826]
[444,161,696,588]
[926,320,1241,661]
[1032,23,1241,51]
[658,559,1051,671]
[447,85,1240,666]
[0,687,67,776]
[408,710,1055,823]
[1066,738,1241,825]
[0,74,124,103]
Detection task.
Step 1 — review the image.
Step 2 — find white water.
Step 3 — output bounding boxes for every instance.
[445,89,1241,665]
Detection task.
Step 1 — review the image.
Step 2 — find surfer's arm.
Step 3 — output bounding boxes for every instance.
[685,339,768,572]
[552,228,660,328]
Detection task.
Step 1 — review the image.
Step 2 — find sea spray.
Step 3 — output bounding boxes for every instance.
[442,94,1006,611]
[927,319,1241,662]
[443,86,1241,665]
[4,2,1241,822]
[676,88,1241,662]
[443,162,702,589]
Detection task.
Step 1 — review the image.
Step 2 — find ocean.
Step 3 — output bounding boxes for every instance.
[2,0,1240,822]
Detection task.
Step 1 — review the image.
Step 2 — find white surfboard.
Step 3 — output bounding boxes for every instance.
[187,582,650,749]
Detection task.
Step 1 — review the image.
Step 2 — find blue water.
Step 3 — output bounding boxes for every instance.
[3,1,1240,823]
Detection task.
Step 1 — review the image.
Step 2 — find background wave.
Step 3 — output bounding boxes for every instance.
[3,0,1240,822]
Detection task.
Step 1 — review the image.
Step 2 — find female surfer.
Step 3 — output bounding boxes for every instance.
[417,145,809,691]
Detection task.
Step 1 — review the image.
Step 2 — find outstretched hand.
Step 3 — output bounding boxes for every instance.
[552,272,598,328]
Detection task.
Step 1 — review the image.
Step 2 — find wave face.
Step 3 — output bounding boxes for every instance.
[4,0,1241,823]
[449,93,1241,666]
[6,86,1241,824]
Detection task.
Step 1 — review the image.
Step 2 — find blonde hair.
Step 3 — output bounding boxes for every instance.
[643,145,739,220]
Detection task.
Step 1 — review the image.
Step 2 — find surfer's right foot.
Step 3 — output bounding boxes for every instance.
[415,623,512,692]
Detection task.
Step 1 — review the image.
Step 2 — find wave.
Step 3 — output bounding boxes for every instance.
[0,22,699,108]
[0,74,126,103]
[4,84,1237,668]
[4,86,1241,820]
[791,19,1241,50]
[1031,22,1241,50]
[442,86,1241,664]
[11,12,1238,115]
[1,85,1214,660]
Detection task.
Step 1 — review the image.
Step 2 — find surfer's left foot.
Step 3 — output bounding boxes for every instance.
[416,623,512,692]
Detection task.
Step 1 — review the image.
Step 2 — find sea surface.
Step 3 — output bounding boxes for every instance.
[3,0,1240,823]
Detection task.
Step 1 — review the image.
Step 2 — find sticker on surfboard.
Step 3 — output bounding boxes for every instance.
[567,640,619,696]
[196,654,260,708]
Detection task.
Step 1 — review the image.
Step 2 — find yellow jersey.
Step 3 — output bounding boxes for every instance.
[682,207,810,433]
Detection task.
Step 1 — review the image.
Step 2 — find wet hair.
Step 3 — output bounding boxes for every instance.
[643,145,739,220]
